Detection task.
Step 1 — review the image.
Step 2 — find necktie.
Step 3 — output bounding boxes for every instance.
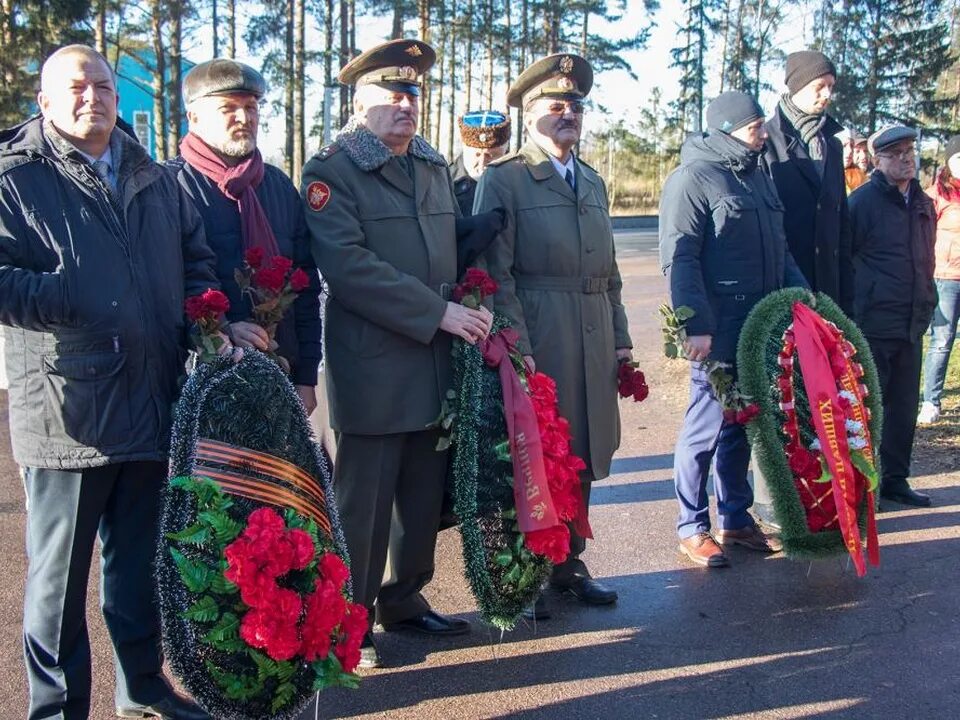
[565,167,575,191]
[92,160,114,191]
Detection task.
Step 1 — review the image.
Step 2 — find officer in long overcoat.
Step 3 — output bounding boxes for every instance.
[300,39,492,668]
[474,53,632,615]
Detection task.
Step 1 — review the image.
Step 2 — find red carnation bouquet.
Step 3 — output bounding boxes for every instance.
[185,289,231,363]
[659,304,759,425]
[452,267,499,309]
[235,248,311,374]
[617,361,649,403]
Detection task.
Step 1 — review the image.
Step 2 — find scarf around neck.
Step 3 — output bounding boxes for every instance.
[180,132,280,257]
[779,94,827,163]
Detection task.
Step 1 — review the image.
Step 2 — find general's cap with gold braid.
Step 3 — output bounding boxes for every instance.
[507,53,593,108]
[338,38,436,96]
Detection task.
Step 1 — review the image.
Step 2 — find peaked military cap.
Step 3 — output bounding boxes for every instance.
[868,125,917,155]
[338,39,436,96]
[459,110,511,148]
[182,59,266,106]
[507,53,593,108]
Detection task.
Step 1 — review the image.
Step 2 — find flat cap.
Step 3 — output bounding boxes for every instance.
[338,39,436,95]
[507,53,593,109]
[459,110,511,148]
[868,125,917,155]
[182,59,266,106]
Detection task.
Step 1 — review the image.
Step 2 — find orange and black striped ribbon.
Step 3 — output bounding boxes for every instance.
[192,438,333,539]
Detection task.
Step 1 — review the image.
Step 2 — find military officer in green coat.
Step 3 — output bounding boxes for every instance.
[474,53,632,617]
[301,39,492,668]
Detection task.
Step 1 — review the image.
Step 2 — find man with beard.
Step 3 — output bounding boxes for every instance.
[0,45,214,719]
[764,51,853,314]
[849,126,936,508]
[450,110,511,216]
[169,59,321,414]
[300,39,492,668]
[475,53,631,617]
[660,91,806,568]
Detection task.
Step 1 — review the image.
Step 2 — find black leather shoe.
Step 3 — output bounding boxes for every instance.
[551,576,618,605]
[520,594,550,621]
[116,693,210,719]
[358,631,382,669]
[382,609,471,636]
[881,486,932,507]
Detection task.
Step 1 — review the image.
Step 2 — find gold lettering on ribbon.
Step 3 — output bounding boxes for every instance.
[531,502,546,521]
[818,398,857,553]
[516,432,542,501]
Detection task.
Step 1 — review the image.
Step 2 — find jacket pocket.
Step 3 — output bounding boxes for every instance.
[41,352,131,448]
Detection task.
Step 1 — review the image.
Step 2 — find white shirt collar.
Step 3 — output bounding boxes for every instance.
[548,151,576,179]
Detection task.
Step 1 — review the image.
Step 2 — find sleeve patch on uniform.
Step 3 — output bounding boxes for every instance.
[306,181,331,212]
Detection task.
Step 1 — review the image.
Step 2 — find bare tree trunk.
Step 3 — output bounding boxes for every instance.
[212,0,218,56]
[504,0,512,93]
[227,0,236,58]
[151,0,168,160]
[285,0,294,176]
[349,0,355,111]
[167,1,183,154]
[484,0,493,105]
[324,0,334,140]
[94,0,107,55]
[465,0,474,109]
[433,0,445,149]
[580,8,587,57]
[447,0,457,158]
[418,0,431,141]
[339,0,349,124]
[516,0,529,148]
[294,0,306,179]
[392,0,403,38]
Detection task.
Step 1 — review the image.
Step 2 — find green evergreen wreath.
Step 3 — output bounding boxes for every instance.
[448,316,552,629]
[736,289,883,560]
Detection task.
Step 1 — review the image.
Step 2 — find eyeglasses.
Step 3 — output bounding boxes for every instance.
[877,148,916,162]
[544,100,585,115]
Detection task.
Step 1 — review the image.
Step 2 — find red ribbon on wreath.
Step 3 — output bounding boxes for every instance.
[792,302,880,576]
[480,328,560,533]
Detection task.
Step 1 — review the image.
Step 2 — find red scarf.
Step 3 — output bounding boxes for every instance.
[179,132,280,257]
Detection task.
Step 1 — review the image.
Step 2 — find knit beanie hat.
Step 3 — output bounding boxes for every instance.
[945,135,960,162]
[706,91,765,134]
[785,51,837,95]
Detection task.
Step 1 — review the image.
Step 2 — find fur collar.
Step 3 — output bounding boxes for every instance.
[336,115,447,171]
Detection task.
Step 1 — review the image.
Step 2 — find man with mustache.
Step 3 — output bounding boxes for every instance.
[301,39,492,668]
[474,54,631,618]
[764,51,852,314]
[0,45,215,719]
[169,59,321,413]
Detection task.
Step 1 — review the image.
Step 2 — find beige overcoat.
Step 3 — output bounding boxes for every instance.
[474,141,631,480]
[301,119,458,435]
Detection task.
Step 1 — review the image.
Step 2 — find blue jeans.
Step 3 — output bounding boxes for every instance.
[674,365,754,539]
[923,278,960,406]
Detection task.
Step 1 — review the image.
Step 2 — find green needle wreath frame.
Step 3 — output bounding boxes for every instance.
[736,288,883,560]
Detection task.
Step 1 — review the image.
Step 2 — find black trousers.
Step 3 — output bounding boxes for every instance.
[334,430,447,627]
[22,461,167,720]
[867,337,923,491]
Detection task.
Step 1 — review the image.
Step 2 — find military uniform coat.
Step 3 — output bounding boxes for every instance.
[474,141,631,480]
[301,118,458,436]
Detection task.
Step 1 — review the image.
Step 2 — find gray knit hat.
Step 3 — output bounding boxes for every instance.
[785,51,837,95]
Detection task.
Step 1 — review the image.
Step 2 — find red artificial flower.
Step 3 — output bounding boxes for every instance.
[270,255,294,275]
[524,524,571,564]
[289,268,310,293]
[244,247,265,269]
[789,448,822,482]
[240,607,301,661]
[318,552,350,589]
[722,408,738,424]
[300,578,348,661]
[288,529,316,570]
[462,268,499,298]
[334,603,369,673]
[735,403,760,425]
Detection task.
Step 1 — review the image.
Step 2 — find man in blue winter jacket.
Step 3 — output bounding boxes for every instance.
[659,91,808,569]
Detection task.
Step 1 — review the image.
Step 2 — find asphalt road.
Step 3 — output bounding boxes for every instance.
[1,252,959,720]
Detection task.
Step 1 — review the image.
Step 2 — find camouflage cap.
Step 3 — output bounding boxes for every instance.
[182,59,266,106]
[338,39,436,96]
[506,53,593,109]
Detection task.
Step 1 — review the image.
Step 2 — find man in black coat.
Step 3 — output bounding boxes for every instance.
[0,45,214,719]
[450,109,510,216]
[660,91,807,569]
[849,126,937,508]
[764,51,853,314]
[169,59,322,414]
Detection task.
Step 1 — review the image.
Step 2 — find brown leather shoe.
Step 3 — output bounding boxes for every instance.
[716,524,783,553]
[679,532,730,568]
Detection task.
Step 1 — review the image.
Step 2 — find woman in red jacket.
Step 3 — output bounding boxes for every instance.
[919,136,960,424]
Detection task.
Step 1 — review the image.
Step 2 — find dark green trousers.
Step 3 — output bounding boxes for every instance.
[551,476,595,583]
[334,430,447,626]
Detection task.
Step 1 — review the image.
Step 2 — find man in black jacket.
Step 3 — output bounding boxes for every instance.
[849,126,936,507]
[170,59,322,414]
[450,109,510,216]
[660,91,806,569]
[764,51,853,314]
[0,46,214,719]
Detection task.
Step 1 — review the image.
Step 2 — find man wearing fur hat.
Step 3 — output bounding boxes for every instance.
[764,50,853,315]
[475,53,631,618]
[300,39,492,668]
[451,110,511,216]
